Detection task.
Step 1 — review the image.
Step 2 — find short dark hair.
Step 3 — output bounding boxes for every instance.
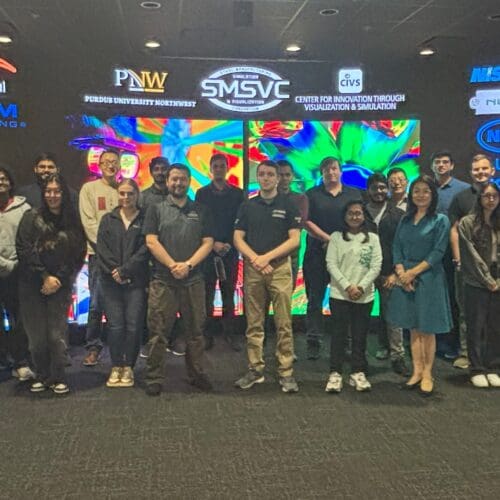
[406,175,438,217]
[386,167,408,180]
[35,152,57,166]
[367,173,388,189]
[256,159,279,174]
[149,156,170,173]
[0,164,15,196]
[319,156,341,173]
[99,148,120,164]
[276,159,294,172]
[167,163,191,179]
[430,150,454,164]
[209,153,228,167]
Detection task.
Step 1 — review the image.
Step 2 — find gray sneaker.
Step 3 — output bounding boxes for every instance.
[234,370,265,390]
[279,376,299,393]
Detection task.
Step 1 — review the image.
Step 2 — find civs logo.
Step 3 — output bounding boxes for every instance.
[338,68,363,94]
[200,66,291,112]
[114,68,168,93]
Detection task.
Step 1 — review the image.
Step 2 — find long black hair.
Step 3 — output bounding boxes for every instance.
[471,182,500,243]
[341,200,370,243]
[406,175,438,218]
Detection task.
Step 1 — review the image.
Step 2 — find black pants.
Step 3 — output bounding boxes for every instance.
[463,284,500,374]
[328,298,373,374]
[0,272,30,368]
[204,250,239,337]
[85,255,104,352]
[19,280,71,384]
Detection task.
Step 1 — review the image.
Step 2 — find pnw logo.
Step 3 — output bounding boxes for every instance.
[114,68,168,93]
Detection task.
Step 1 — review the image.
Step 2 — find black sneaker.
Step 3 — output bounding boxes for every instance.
[225,333,242,352]
[139,345,150,359]
[204,335,215,351]
[190,374,213,392]
[145,383,162,396]
[392,358,410,377]
[307,343,320,360]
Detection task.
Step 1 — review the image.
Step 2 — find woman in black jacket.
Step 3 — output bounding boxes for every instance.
[16,173,86,394]
[97,178,149,388]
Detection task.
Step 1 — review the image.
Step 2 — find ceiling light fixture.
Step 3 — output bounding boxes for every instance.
[419,46,436,56]
[0,35,13,44]
[140,1,161,9]
[319,8,339,16]
[488,13,500,21]
[145,39,161,48]
[286,43,301,53]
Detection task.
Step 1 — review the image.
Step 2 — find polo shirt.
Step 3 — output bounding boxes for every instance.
[140,184,168,213]
[305,184,362,252]
[234,193,301,257]
[448,185,479,226]
[142,195,213,284]
[195,182,244,243]
[436,177,470,216]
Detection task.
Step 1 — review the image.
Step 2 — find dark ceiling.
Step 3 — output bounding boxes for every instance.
[0,0,499,65]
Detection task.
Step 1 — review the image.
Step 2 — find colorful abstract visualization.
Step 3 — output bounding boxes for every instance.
[67,116,244,323]
[248,119,421,314]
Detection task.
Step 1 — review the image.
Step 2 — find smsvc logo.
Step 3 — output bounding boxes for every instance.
[200,66,290,112]
[476,119,500,154]
[338,68,363,94]
[114,68,168,93]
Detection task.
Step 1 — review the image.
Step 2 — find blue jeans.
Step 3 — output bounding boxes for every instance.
[85,255,104,352]
[101,279,146,367]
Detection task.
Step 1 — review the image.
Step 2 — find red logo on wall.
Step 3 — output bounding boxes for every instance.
[0,58,17,74]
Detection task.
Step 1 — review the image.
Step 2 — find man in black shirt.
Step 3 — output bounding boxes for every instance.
[196,153,244,351]
[143,163,214,396]
[234,160,301,393]
[303,157,362,360]
[140,156,170,212]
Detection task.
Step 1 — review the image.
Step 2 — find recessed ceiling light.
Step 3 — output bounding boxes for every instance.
[319,8,339,16]
[286,43,301,53]
[145,39,161,48]
[488,13,500,21]
[140,1,161,9]
[419,47,436,56]
[0,35,13,44]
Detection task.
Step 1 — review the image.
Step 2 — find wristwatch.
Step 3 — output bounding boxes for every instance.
[186,261,193,271]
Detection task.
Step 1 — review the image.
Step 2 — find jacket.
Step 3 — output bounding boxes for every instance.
[0,196,31,277]
[96,207,149,287]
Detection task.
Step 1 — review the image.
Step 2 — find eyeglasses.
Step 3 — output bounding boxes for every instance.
[481,193,499,200]
[346,211,364,218]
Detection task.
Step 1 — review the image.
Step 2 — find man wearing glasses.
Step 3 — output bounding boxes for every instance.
[79,149,120,366]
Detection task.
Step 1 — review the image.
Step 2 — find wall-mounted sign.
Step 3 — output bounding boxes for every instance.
[470,66,500,84]
[476,119,500,154]
[470,89,500,115]
[114,68,168,93]
[338,68,363,94]
[82,93,196,108]
[0,102,27,128]
[0,57,17,95]
[294,93,405,112]
[200,66,291,112]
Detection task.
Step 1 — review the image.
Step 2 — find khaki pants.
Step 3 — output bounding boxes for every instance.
[244,259,294,377]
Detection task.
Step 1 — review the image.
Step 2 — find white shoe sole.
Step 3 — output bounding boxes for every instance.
[235,375,265,390]
[349,380,371,392]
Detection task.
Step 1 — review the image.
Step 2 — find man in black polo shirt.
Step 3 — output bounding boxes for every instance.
[140,156,170,212]
[303,156,362,360]
[234,160,301,393]
[143,163,214,396]
[448,153,496,370]
[196,153,244,351]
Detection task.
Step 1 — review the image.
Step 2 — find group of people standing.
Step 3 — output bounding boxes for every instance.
[1,148,499,397]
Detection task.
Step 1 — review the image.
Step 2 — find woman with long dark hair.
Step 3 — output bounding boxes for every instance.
[324,200,382,393]
[16,173,86,394]
[97,178,148,388]
[458,182,500,388]
[387,175,452,396]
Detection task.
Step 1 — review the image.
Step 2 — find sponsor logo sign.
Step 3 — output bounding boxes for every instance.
[0,102,27,128]
[0,57,17,95]
[476,119,500,154]
[338,68,363,94]
[114,68,168,93]
[469,89,500,115]
[470,66,500,84]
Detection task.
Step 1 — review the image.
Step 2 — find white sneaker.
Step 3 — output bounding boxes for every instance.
[30,381,48,393]
[325,372,343,393]
[486,373,500,387]
[52,383,70,394]
[12,366,35,381]
[471,374,489,388]
[349,372,372,392]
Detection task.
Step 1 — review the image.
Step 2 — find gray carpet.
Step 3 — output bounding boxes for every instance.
[1,332,499,500]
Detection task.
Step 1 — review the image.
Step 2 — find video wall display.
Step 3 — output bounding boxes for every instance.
[67,116,420,321]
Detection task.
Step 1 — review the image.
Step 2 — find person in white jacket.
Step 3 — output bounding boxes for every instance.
[325,200,382,393]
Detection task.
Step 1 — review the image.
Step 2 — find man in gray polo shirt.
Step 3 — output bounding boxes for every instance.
[143,163,214,396]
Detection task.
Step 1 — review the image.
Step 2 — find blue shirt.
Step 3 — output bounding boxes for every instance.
[436,177,470,216]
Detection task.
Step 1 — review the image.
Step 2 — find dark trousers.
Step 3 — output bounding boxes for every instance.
[329,298,373,374]
[464,285,500,374]
[85,255,104,352]
[145,279,206,385]
[0,272,30,368]
[303,248,330,346]
[19,280,71,384]
[101,279,146,367]
[204,250,239,337]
